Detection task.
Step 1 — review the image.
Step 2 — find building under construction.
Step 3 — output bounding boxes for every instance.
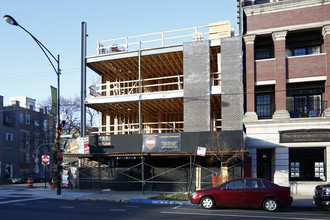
[72,20,246,192]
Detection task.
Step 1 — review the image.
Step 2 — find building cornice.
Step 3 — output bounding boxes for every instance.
[246,21,330,36]
[244,0,330,17]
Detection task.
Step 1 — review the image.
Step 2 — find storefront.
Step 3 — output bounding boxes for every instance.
[244,119,330,195]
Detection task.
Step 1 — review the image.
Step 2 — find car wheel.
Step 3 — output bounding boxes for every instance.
[263,198,278,212]
[201,196,215,209]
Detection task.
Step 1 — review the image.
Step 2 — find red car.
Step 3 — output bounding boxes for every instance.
[190,177,292,212]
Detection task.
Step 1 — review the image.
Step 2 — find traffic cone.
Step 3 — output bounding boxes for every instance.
[51,183,54,190]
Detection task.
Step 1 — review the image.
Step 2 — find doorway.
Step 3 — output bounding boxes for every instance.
[5,164,13,180]
[257,149,272,181]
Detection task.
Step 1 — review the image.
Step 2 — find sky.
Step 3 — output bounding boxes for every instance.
[0,0,238,107]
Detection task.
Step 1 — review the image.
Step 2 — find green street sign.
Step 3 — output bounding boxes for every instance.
[60,134,73,139]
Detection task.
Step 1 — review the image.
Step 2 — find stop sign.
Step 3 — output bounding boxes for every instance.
[42,155,50,165]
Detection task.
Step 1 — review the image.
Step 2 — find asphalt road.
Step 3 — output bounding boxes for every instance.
[0,196,329,220]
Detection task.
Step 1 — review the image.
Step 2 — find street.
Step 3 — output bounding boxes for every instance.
[0,196,329,220]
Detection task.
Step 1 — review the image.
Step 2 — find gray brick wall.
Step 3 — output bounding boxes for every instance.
[183,41,210,132]
[221,36,244,130]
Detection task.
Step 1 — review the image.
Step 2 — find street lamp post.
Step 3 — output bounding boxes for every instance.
[4,15,62,195]
[35,143,54,174]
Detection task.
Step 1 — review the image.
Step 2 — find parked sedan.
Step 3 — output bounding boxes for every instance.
[11,173,45,184]
[190,177,293,212]
[313,183,330,210]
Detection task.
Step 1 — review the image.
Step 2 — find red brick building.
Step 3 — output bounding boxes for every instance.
[243,0,330,195]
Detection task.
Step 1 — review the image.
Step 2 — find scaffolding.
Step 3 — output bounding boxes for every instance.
[69,154,244,192]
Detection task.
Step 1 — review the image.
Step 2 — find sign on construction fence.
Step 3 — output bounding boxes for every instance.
[196,147,206,157]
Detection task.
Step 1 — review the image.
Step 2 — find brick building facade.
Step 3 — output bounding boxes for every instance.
[243,0,330,195]
[0,96,53,181]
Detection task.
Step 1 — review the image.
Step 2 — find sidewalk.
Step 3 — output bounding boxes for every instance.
[1,183,314,207]
[291,194,314,207]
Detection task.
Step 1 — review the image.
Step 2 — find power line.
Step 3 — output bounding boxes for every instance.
[0,68,80,83]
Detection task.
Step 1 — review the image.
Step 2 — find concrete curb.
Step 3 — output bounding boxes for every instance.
[129,198,192,205]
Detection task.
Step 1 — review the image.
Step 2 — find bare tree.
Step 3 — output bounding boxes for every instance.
[38,95,98,136]
[206,132,246,180]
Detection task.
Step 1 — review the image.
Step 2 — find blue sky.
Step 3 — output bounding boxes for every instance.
[0,0,237,107]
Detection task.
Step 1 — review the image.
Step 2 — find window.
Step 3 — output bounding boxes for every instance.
[245,180,272,189]
[5,115,13,123]
[34,134,40,149]
[289,148,325,181]
[245,180,260,189]
[287,34,322,57]
[256,94,273,119]
[6,133,14,141]
[26,114,30,125]
[261,181,273,189]
[287,88,323,118]
[223,180,244,190]
[25,135,30,149]
[19,133,25,149]
[255,0,270,4]
[19,113,24,124]
[25,153,30,163]
[43,120,48,132]
[254,36,274,60]
[290,45,321,56]
[255,48,273,60]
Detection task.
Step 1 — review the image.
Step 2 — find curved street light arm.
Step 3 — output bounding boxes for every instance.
[17,24,60,76]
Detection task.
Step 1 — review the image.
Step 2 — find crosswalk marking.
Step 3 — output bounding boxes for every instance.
[0,197,42,205]
[60,206,74,209]
[110,209,126,212]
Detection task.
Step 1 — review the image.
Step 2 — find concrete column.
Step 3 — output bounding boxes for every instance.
[195,157,202,190]
[99,112,103,133]
[273,147,289,187]
[322,25,330,117]
[243,35,258,122]
[114,117,118,135]
[106,115,111,135]
[121,118,125,134]
[195,166,201,190]
[272,31,290,119]
[157,112,162,133]
[326,146,330,182]
[249,147,257,178]
[222,166,228,178]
